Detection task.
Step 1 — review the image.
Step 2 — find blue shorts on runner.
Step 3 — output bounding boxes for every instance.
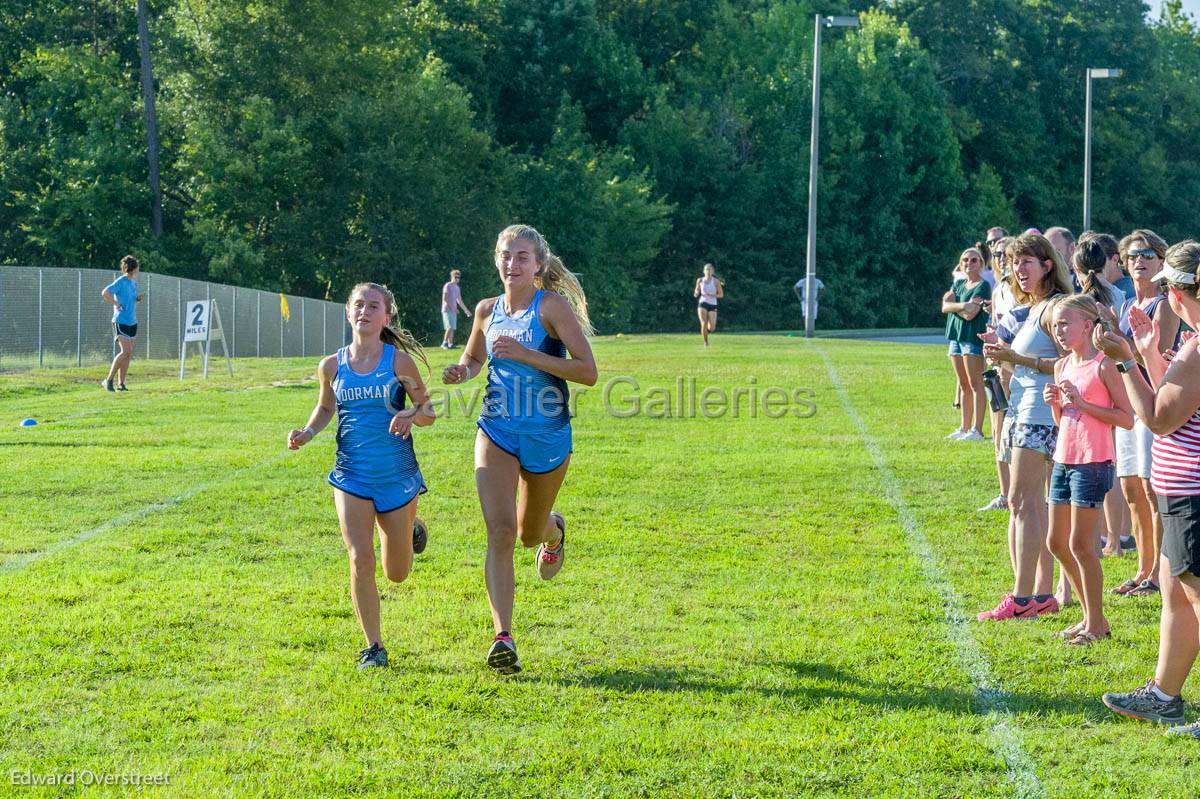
[329,469,427,514]
[478,418,572,474]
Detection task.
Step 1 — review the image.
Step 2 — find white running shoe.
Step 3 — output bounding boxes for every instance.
[946,429,968,440]
[959,430,986,441]
[535,512,565,581]
[977,495,1008,512]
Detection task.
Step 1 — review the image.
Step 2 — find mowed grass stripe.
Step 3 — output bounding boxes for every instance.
[0,337,1073,796]
[817,344,1044,799]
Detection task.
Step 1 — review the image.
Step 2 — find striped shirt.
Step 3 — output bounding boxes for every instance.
[1152,408,1200,496]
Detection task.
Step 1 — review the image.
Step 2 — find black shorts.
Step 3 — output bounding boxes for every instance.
[113,322,138,339]
[698,302,718,312]
[1159,494,1200,578]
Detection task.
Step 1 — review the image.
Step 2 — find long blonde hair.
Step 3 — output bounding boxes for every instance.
[347,282,429,371]
[497,224,594,336]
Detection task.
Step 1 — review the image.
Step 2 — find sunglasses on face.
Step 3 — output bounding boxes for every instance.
[991,251,1005,259]
[1127,248,1158,260]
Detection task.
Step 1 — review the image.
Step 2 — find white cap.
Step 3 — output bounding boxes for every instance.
[1150,264,1198,285]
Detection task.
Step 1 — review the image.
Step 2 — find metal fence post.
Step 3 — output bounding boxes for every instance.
[177,278,183,363]
[280,295,284,357]
[76,270,83,367]
[231,289,237,358]
[301,298,306,356]
[37,268,44,368]
[256,292,261,357]
[144,272,151,360]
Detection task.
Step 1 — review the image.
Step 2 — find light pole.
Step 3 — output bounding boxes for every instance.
[1083,67,1121,233]
[804,15,858,338]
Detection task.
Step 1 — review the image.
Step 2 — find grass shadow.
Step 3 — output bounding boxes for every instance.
[521,660,1108,722]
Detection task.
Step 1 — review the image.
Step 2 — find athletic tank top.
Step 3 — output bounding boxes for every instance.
[699,277,718,305]
[1153,408,1200,496]
[331,344,419,483]
[482,290,570,432]
[1009,301,1060,427]
[1053,351,1116,465]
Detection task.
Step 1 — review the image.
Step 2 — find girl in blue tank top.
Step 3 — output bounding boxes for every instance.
[289,282,435,671]
[442,224,598,675]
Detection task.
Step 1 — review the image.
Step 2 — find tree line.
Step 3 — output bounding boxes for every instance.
[2,0,1198,335]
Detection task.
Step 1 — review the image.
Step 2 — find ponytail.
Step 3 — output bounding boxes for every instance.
[1073,238,1113,307]
[119,255,139,274]
[497,224,595,336]
[347,282,429,372]
[536,253,594,336]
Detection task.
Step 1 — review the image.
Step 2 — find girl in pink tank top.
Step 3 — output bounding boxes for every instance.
[1043,295,1134,646]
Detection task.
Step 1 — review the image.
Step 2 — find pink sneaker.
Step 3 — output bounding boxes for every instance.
[977,593,1043,621]
[1032,596,1060,616]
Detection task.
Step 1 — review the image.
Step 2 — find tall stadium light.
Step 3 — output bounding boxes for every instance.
[1083,67,1122,232]
[804,15,859,338]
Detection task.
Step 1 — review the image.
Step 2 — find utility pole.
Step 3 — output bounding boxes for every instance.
[136,0,163,238]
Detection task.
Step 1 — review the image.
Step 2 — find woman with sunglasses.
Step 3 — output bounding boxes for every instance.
[977,236,1018,511]
[1109,230,1182,599]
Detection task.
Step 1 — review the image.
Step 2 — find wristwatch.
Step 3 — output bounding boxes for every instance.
[1116,358,1137,374]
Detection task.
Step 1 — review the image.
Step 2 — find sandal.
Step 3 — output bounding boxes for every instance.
[1128,579,1161,597]
[1067,629,1111,647]
[1055,622,1085,640]
[1111,579,1140,595]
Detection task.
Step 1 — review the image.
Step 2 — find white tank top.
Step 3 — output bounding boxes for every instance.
[699,277,718,305]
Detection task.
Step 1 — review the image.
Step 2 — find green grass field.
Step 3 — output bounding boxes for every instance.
[0,335,1194,798]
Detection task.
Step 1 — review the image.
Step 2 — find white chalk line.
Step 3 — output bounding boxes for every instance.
[0,450,290,574]
[817,346,1044,799]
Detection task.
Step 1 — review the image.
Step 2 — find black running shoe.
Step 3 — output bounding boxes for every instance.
[101,379,115,392]
[117,384,128,392]
[487,633,521,675]
[1103,679,1185,725]
[412,517,428,555]
[357,642,388,671]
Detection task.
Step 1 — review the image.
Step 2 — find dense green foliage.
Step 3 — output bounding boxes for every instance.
[2,1,1199,333]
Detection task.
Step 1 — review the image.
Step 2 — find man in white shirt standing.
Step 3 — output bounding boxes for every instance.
[794,276,825,326]
[441,269,472,349]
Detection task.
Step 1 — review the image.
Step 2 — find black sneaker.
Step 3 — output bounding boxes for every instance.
[1103,679,1185,724]
[412,517,428,555]
[117,384,128,392]
[356,642,388,671]
[101,379,115,392]
[487,633,521,675]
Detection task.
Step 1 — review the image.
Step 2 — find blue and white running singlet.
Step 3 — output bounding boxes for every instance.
[329,343,426,512]
[479,290,572,473]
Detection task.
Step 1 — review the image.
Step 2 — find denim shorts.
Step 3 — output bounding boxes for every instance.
[947,339,984,357]
[442,311,457,330]
[1160,494,1200,578]
[1049,461,1115,508]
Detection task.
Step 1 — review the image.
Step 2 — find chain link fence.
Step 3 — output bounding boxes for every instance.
[0,266,350,371]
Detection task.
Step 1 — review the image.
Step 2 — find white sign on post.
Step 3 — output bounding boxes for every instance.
[180,299,233,380]
[184,300,210,342]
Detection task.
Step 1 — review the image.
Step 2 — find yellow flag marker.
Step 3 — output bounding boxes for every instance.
[280,294,290,322]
